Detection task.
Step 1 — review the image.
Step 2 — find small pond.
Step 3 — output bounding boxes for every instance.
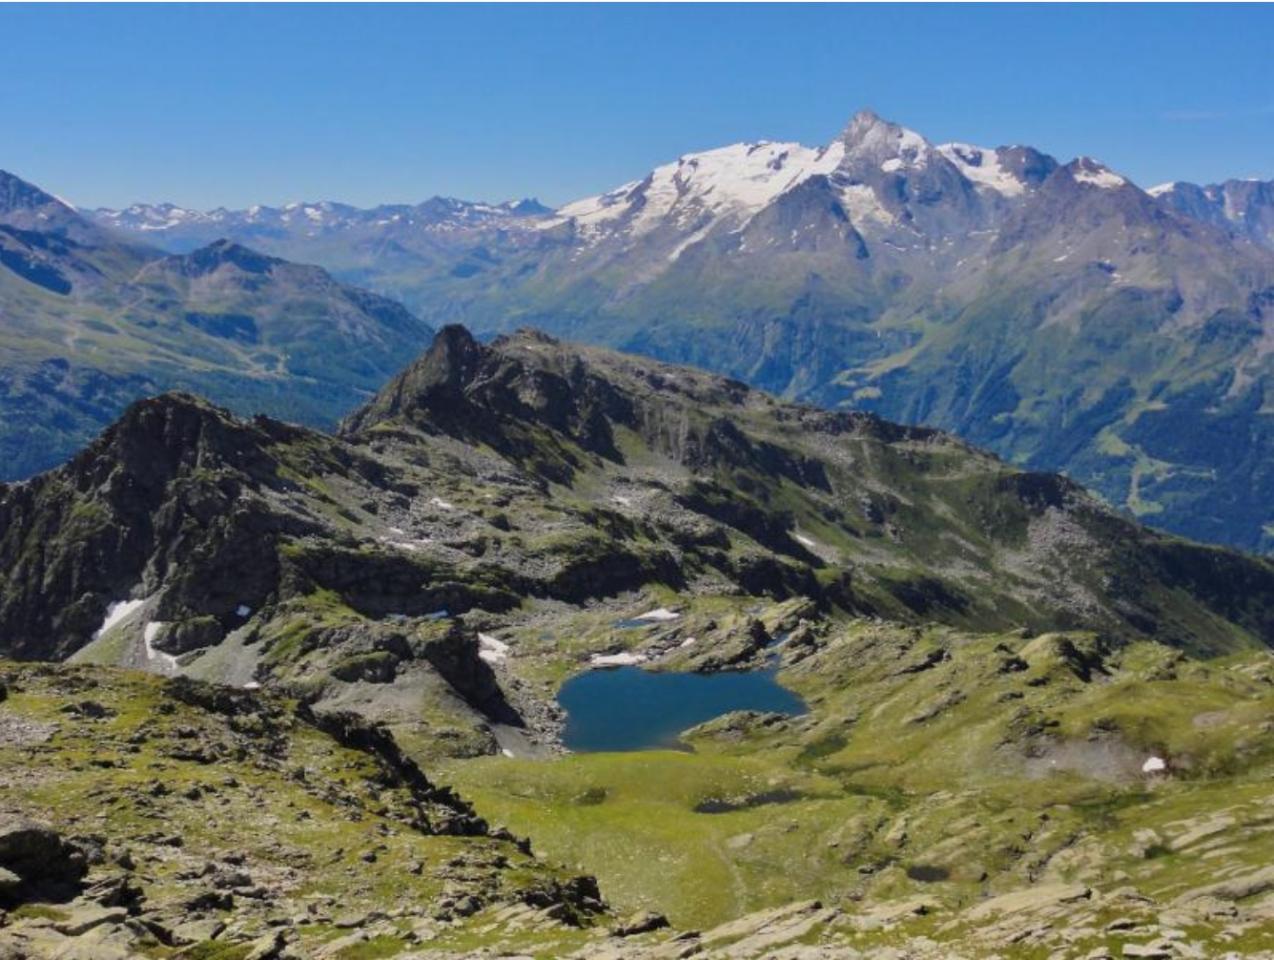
[558,664,807,752]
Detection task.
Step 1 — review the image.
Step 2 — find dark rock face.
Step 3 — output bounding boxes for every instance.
[0,395,300,660]
[294,703,489,836]
[0,815,88,903]
[344,325,634,473]
[6,324,1274,715]
[175,239,278,276]
[1154,177,1274,250]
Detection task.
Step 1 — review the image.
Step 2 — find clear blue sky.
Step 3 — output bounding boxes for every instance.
[4,3,1272,210]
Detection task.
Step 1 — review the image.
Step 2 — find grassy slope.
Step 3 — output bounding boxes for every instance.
[444,622,1274,947]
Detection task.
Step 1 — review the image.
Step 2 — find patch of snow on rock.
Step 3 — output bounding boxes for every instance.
[478,633,510,665]
[1072,160,1129,190]
[95,599,145,640]
[838,183,894,227]
[634,607,680,622]
[591,651,649,667]
[1142,756,1167,774]
[142,622,179,672]
[937,143,1026,197]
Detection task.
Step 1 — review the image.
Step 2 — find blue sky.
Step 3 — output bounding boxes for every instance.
[4,3,1272,209]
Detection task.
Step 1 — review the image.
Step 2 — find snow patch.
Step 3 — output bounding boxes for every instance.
[1147,182,1177,197]
[937,143,1026,197]
[1142,756,1167,774]
[794,533,817,549]
[430,497,455,510]
[838,183,894,227]
[379,535,432,552]
[634,607,680,622]
[235,604,252,618]
[142,621,179,672]
[1072,161,1128,190]
[95,599,145,641]
[478,633,510,665]
[243,681,261,691]
[590,651,649,667]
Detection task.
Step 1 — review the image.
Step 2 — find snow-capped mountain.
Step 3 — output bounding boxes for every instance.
[1150,177,1274,250]
[84,110,1274,555]
[93,196,553,256]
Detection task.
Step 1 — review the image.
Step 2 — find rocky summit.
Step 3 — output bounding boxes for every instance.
[2,326,1274,958]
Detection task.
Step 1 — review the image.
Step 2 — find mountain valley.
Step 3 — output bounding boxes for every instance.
[0,171,435,481]
[2,327,1274,958]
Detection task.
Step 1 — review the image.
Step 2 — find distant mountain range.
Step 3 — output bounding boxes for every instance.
[4,109,1273,552]
[85,110,1274,554]
[0,170,433,478]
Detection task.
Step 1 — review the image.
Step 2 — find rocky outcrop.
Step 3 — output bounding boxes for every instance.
[0,815,87,904]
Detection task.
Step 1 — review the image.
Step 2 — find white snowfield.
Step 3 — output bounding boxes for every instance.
[556,139,846,241]
[937,143,1027,197]
[1072,159,1130,190]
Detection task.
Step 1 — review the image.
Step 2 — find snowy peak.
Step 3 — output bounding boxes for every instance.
[1151,176,1274,250]
[1066,157,1132,190]
[555,139,846,244]
[935,143,1058,197]
[93,195,552,239]
[837,109,933,172]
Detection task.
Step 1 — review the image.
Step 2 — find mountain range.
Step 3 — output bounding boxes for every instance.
[0,170,434,479]
[84,110,1274,555]
[3,326,1274,957]
[5,105,1274,960]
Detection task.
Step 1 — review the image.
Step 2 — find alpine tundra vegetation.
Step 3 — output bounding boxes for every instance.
[2,327,1273,958]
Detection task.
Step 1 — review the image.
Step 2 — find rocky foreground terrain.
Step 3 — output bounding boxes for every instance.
[2,327,1273,957]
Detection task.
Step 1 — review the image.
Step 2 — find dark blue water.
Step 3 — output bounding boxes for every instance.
[558,665,807,752]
